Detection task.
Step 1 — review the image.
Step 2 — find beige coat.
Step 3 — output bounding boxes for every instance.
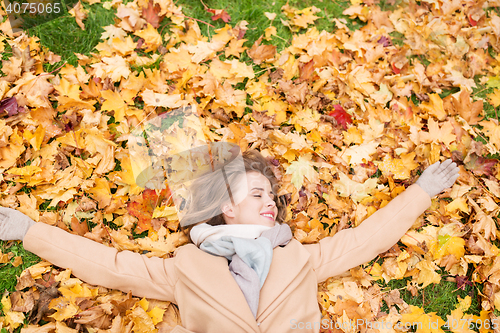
[24,184,431,333]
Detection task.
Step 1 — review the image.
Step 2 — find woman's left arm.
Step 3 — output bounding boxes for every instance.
[303,159,459,283]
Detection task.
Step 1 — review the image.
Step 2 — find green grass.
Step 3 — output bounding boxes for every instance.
[177,0,360,53]
[15,0,362,69]
[0,240,41,332]
[0,241,41,294]
[27,1,116,68]
[378,277,481,320]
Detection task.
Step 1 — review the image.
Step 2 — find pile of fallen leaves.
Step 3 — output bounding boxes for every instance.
[0,0,500,331]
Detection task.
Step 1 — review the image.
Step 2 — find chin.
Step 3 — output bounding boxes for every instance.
[260,219,275,227]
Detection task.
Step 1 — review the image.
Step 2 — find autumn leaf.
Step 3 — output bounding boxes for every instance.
[247,36,276,65]
[285,153,319,190]
[487,89,500,107]
[141,0,162,28]
[0,97,24,117]
[208,8,231,23]
[328,104,353,130]
[68,1,88,30]
[400,305,446,333]
[464,152,497,176]
[127,188,171,232]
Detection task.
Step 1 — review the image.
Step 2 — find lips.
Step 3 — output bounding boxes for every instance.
[261,212,275,220]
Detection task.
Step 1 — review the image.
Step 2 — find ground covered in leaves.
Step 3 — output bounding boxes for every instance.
[1,0,500,332]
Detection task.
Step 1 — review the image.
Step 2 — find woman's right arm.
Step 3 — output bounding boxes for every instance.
[20,220,178,302]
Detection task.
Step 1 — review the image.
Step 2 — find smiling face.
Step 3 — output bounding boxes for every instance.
[222,171,278,227]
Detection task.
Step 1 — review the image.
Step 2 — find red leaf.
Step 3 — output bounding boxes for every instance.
[455,275,473,290]
[328,104,353,130]
[141,0,162,28]
[127,188,171,232]
[206,8,231,23]
[464,152,497,176]
[0,97,25,117]
[391,62,401,74]
[468,15,478,26]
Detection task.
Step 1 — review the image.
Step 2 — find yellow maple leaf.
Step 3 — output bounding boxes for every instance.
[479,119,500,154]
[445,197,470,214]
[420,118,457,146]
[474,310,494,333]
[285,153,319,190]
[134,23,162,52]
[470,200,498,241]
[376,152,419,180]
[101,90,127,122]
[445,297,476,333]
[431,235,465,260]
[415,260,442,288]
[88,177,112,208]
[127,304,157,333]
[148,307,166,325]
[400,305,446,333]
[487,89,500,107]
[291,6,321,29]
[264,26,277,40]
[59,283,98,302]
[420,94,447,121]
[332,172,378,203]
[225,38,247,58]
[90,55,130,82]
[1,293,25,329]
[341,140,379,165]
[48,297,79,321]
[141,89,184,109]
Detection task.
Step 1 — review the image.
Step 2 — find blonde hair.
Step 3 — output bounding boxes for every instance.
[180,149,288,239]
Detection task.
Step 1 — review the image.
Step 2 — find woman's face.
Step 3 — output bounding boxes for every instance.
[223,171,278,227]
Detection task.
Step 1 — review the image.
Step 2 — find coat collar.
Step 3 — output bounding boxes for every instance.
[174,240,310,330]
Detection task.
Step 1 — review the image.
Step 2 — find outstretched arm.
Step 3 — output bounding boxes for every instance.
[0,208,178,302]
[304,159,459,283]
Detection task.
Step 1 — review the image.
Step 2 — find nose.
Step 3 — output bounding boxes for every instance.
[266,194,276,207]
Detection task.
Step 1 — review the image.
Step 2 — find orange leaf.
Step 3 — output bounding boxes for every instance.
[127,188,171,232]
[141,0,161,28]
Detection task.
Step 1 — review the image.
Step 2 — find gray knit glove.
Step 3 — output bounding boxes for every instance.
[0,207,36,241]
[415,159,460,198]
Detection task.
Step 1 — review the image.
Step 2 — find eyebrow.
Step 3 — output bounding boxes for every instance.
[251,188,275,195]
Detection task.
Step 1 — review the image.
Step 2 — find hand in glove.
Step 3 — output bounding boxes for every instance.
[416,159,460,198]
[0,207,36,241]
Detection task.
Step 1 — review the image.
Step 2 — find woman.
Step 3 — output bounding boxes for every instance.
[0,149,459,333]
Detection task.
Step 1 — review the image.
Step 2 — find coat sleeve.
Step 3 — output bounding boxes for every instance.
[303,183,432,283]
[23,222,178,302]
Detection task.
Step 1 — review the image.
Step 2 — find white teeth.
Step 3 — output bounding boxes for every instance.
[262,214,273,219]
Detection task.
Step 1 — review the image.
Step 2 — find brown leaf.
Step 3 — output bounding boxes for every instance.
[452,90,484,125]
[20,322,56,333]
[69,1,88,30]
[13,45,36,73]
[11,290,35,312]
[12,256,23,267]
[30,282,60,324]
[247,36,276,65]
[111,294,138,315]
[74,303,117,329]
[71,216,89,236]
[299,59,315,82]
[16,270,36,291]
